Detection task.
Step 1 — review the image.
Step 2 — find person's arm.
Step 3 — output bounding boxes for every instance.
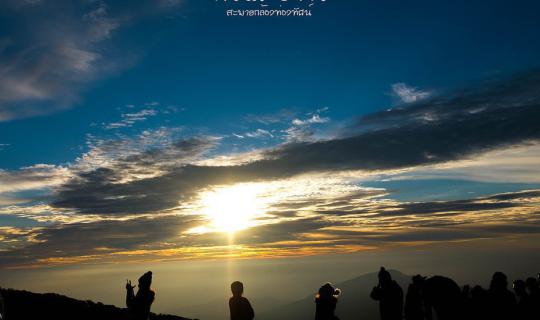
[126,280,136,309]
[229,298,235,320]
[247,299,255,319]
[370,286,381,301]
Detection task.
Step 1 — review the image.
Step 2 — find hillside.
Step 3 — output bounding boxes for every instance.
[0,288,195,320]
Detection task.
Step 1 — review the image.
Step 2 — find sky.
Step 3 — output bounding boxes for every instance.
[1,0,540,313]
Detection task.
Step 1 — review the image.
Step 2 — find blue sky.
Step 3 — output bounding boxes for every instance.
[1,0,540,272]
[2,0,540,168]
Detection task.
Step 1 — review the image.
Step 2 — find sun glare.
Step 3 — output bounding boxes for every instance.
[199,183,269,233]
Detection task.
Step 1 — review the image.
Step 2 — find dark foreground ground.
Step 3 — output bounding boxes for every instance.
[0,288,194,320]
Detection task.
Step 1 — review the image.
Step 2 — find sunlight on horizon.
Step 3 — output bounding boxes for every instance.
[197,183,271,234]
[184,176,375,236]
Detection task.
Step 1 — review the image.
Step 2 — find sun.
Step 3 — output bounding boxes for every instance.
[199,183,268,233]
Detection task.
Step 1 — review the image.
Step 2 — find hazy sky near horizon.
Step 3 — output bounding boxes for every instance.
[1,0,540,301]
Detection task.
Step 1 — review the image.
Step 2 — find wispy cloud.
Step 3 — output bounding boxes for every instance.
[104,108,158,130]
[244,109,297,125]
[244,129,274,139]
[292,114,330,126]
[0,1,121,121]
[379,143,540,184]
[0,1,181,122]
[391,83,431,103]
[283,110,331,142]
[0,165,70,194]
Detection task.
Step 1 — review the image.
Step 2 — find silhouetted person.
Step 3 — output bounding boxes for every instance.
[126,271,155,320]
[315,282,341,320]
[513,280,531,320]
[488,272,516,320]
[461,285,474,320]
[422,275,463,320]
[0,289,4,320]
[404,275,425,320]
[371,267,403,320]
[229,281,254,320]
[526,277,540,298]
[468,285,488,320]
[526,277,540,318]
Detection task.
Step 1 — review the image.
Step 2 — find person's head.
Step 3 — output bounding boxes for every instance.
[490,272,508,291]
[231,281,244,297]
[513,280,527,296]
[317,283,341,300]
[378,267,392,286]
[138,271,153,291]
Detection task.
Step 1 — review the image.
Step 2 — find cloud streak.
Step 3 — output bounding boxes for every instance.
[391,83,431,103]
[2,188,539,267]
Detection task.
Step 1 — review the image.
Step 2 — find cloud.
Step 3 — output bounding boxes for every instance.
[76,129,217,175]
[49,70,540,215]
[391,83,431,103]
[284,111,331,142]
[0,1,121,121]
[292,114,330,126]
[378,143,540,183]
[104,108,158,130]
[0,215,201,267]
[82,3,120,42]
[244,129,274,139]
[0,165,70,194]
[2,188,540,267]
[0,1,180,122]
[2,70,540,267]
[244,109,297,125]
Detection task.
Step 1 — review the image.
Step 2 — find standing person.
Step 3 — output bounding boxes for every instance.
[513,280,531,320]
[422,276,463,320]
[404,275,425,320]
[487,272,516,320]
[126,271,155,320]
[525,277,540,318]
[229,281,254,320]
[370,267,404,320]
[470,286,488,320]
[315,283,341,320]
[0,289,4,320]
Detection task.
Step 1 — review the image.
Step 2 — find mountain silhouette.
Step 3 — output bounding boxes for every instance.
[258,270,410,320]
[0,288,194,320]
